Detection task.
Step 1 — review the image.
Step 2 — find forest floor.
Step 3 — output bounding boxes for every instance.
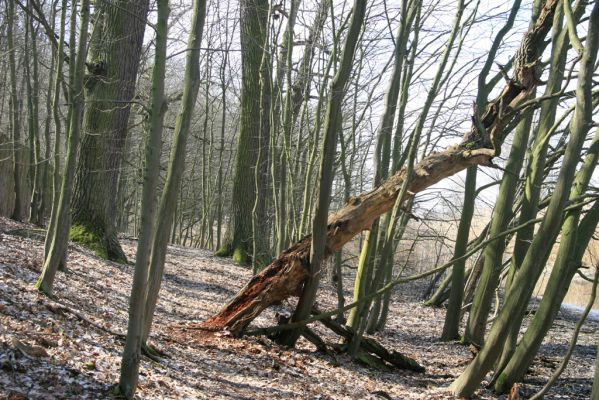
[0,216,596,399]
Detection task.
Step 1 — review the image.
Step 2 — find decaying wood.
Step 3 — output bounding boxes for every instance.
[283,306,423,372]
[316,310,425,372]
[201,0,557,336]
[201,147,491,334]
[300,326,331,354]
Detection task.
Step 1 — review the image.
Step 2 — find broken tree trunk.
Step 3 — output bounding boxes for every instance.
[316,310,425,372]
[201,0,549,336]
[201,146,492,334]
[291,308,423,372]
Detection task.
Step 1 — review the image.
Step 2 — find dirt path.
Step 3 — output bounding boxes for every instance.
[0,217,596,399]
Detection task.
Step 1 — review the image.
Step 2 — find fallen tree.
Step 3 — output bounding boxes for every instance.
[271,307,425,372]
[201,0,558,338]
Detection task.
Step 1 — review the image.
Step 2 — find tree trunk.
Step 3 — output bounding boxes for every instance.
[118,0,169,396]
[141,0,208,344]
[493,197,599,393]
[253,3,273,270]
[464,112,533,345]
[275,0,367,347]
[25,10,43,226]
[7,0,25,221]
[462,0,527,345]
[451,2,599,396]
[216,0,269,265]
[70,0,149,262]
[36,0,90,296]
[442,166,477,340]
[275,0,302,255]
[347,0,417,339]
[44,0,68,271]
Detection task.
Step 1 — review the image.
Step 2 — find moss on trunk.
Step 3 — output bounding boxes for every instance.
[69,223,127,263]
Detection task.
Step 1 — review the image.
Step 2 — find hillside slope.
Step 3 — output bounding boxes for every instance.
[0,217,595,399]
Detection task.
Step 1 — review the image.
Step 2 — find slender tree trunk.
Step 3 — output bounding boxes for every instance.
[494,197,599,392]
[464,113,533,346]
[368,209,410,333]
[461,0,526,345]
[44,0,68,270]
[451,2,599,396]
[298,54,334,239]
[346,0,415,336]
[373,3,421,332]
[442,166,476,340]
[276,0,301,255]
[496,0,579,363]
[40,9,55,224]
[506,0,575,291]
[140,0,208,344]
[349,0,463,340]
[35,0,90,296]
[7,0,25,221]
[216,37,229,250]
[275,0,368,348]
[529,265,599,400]
[118,0,169,396]
[25,9,43,225]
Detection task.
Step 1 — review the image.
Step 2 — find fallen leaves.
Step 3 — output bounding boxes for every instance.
[0,216,596,399]
[9,338,49,358]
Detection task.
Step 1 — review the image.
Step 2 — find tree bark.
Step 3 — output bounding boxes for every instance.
[25,9,43,226]
[253,2,274,270]
[7,0,25,221]
[464,112,533,346]
[494,197,599,392]
[118,0,169,396]
[36,0,90,296]
[216,0,269,265]
[275,0,367,347]
[70,0,149,262]
[347,0,418,339]
[275,0,302,255]
[462,0,527,345]
[141,0,208,344]
[442,166,477,340]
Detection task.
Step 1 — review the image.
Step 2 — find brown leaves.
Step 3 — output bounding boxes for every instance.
[0,216,596,399]
[9,337,50,358]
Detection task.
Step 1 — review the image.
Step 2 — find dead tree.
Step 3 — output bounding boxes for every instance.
[201,0,557,337]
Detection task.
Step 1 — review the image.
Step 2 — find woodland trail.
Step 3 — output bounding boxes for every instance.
[0,217,595,399]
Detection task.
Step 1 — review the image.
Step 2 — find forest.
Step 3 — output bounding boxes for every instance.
[0,0,598,398]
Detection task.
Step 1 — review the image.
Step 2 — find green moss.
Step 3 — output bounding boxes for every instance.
[232,246,249,266]
[355,351,392,372]
[214,245,231,257]
[34,279,52,297]
[69,224,108,259]
[108,248,128,265]
[215,243,257,267]
[494,374,509,393]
